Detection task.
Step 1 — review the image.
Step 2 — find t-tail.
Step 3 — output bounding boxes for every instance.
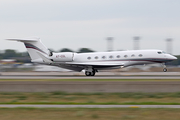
[6,37,52,63]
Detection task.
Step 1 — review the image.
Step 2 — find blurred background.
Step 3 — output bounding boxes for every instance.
[0,0,180,72]
[0,44,180,72]
[0,1,180,119]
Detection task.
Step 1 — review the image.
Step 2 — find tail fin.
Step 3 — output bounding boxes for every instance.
[7,37,50,61]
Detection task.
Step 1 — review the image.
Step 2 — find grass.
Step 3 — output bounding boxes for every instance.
[1,92,180,105]
[0,108,180,120]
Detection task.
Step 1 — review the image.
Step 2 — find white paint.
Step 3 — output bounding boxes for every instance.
[7,37,177,76]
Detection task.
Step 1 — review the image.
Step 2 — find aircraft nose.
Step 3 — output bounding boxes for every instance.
[170,55,177,60]
[166,54,177,60]
[173,56,177,60]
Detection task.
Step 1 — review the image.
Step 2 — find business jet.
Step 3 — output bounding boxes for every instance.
[7,37,177,76]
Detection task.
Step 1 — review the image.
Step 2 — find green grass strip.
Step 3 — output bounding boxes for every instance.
[0,79,180,81]
[0,102,180,105]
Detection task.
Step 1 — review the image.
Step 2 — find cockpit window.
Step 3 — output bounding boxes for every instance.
[157,52,162,54]
[158,51,166,54]
[162,51,166,54]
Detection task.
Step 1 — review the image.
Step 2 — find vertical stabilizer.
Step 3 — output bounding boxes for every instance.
[6,37,50,61]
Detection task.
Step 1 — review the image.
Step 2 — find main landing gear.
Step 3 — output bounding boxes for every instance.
[85,69,97,76]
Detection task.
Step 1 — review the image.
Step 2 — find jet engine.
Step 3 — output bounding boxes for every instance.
[51,52,74,62]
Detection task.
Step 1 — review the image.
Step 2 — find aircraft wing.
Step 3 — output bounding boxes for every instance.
[66,61,124,66]
[36,52,124,72]
[58,61,124,72]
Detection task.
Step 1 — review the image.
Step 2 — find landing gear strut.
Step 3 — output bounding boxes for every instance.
[162,63,167,72]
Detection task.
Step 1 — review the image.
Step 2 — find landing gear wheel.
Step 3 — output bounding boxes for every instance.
[163,68,167,72]
[85,70,96,76]
[85,71,91,76]
[90,71,95,76]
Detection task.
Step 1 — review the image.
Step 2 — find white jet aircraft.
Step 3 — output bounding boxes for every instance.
[7,37,177,76]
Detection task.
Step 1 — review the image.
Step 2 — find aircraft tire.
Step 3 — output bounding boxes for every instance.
[163,68,167,72]
[85,71,91,76]
[90,71,96,76]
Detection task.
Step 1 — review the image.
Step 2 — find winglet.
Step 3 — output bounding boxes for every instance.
[36,52,53,64]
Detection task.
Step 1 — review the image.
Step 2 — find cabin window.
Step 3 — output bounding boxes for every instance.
[87,57,91,60]
[109,55,113,59]
[139,54,143,57]
[124,55,128,58]
[117,55,120,58]
[95,56,98,59]
[131,54,135,57]
[102,56,106,59]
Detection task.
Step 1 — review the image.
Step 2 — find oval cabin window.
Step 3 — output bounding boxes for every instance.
[124,55,128,58]
[117,55,120,58]
[87,57,91,60]
[95,56,98,59]
[139,54,143,57]
[102,56,106,59]
[109,55,113,59]
[131,54,135,57]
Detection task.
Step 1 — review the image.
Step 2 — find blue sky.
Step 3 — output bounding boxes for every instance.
[0,0,180,54]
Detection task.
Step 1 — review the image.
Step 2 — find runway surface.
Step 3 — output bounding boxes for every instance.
[0,72,180,92]
[1,75,180,79]
[0,72,180,79]
[1,105,180,108]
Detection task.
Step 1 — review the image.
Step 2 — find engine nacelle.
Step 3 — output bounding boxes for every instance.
[51,52,74,62]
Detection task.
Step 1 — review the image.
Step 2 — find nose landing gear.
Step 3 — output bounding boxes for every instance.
[163,68,167,72]
[162,63,167,72]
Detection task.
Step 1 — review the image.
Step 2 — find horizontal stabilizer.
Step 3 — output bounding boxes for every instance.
[36,52,52,63]
[6,37,40,42]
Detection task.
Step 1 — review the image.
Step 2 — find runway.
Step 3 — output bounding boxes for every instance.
[1,105,180,108]
[0,72,180,79]
[0,72,180,92]
[1,75,180,79]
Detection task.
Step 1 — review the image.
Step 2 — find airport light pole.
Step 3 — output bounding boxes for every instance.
[133,36,140,50]
[166,38,173,54]
[107,37,114,52]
